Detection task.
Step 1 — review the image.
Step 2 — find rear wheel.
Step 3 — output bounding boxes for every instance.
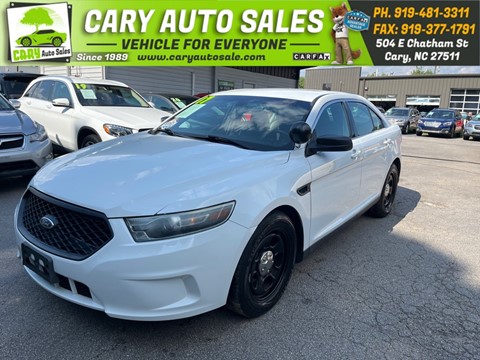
[227,211,296,318]
[21,37,31,47]
[463,134,470,140]
[367,164,399,218]
[80,134,101,148]
[402,123,410,134]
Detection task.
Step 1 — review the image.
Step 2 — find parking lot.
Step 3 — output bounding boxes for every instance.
[1,135,479,360]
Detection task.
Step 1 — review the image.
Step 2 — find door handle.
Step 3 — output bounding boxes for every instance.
[383,139,393,146]
[351,149,362,160]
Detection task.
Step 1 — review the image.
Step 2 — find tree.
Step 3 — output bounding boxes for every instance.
[409,66,435,76]
[20,7,53,32]
[298,77,305,89]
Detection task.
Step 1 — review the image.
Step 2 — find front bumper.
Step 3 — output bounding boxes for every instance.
[0,138,52,177]
[417,125,451,134]
[15,214,252,321]
[464,128,480,138]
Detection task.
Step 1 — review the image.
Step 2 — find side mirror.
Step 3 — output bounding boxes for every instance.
[307,136,353,156]
[289,122,312,144]
[9,99,21,109]
[52,98,71,107]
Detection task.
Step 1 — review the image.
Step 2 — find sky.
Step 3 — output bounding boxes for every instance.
[301,66,480,77]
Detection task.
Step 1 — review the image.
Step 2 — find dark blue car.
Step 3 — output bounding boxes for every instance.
[416,108,464,138]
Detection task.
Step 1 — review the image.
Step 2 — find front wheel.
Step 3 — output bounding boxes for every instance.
[227,211,296,318]
[449,126,455,138]
[80,134,101,148]
[416,131,423,136]
[402,123,410,134]
[52,37,63,47]
[463,134,470,140]
[367,163,399,218]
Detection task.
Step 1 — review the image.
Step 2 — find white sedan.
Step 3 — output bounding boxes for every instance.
[14,89,401,320]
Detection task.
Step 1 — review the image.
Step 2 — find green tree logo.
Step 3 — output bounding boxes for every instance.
[20,7,53,31]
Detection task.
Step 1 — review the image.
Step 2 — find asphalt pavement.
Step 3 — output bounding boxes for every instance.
[1,134,479,359]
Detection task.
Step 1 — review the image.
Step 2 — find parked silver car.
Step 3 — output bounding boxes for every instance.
[384,107,420,134]
[463,117,480,140]
[0,95,52,177]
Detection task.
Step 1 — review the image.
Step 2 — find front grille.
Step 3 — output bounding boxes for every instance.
[0,134,24,150]
[19,188,113,260]
[0,160,38,173]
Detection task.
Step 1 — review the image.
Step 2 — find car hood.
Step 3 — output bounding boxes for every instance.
[81,106,170,129]
[0,110,37,135]
[31,132,290,217]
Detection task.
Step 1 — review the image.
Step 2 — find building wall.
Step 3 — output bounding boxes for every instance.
[361,77,480,107]
[305,68,480,112]
[41,66,104,78]
[304,67,361,93]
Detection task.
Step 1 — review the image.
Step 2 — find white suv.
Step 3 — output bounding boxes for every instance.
[18,76,170,151]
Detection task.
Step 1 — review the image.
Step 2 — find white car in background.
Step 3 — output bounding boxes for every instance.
[18,76,170,151]
[14,89,401,321]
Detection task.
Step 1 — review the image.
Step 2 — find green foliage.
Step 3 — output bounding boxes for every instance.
[298,77,305,89]
[20,7,53,31]
[409,66,435,76]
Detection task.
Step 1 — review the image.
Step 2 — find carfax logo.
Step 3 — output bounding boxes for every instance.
[6,2,72,63]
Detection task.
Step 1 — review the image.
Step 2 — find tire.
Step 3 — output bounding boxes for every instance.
[21,37,31,47]
[227,211,296,318]
[52,37,62,47]
[416,131,422,136]
[449,126,455,138]
[80,134,101,148]
[402,123,410,135]
[463,134,470,140]
[367,163,399,218]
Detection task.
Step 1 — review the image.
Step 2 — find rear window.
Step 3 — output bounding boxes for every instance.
[0,75,40,99]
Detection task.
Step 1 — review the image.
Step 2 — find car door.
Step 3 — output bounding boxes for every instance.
[307,101,362,243]
[21,80,77,150]
[346,101,395,205]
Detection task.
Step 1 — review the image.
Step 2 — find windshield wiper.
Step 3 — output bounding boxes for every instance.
[151,127,176,136]
[204,135,249,149]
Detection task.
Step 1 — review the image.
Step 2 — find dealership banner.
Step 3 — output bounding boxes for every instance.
[0,0,478,66]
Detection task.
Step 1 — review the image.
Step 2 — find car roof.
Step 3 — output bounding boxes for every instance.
[30,75,128,87]
[211,88,362,102]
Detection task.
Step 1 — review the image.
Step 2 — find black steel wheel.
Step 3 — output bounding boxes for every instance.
[367,163,399,218]
[227,211,296,318]
[80,134,101,148]
[21,37,31,47]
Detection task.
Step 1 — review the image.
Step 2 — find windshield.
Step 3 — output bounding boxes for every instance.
[1,77,38,99]
[73,84,150,107]
[158,95,312,151]
[385,108,409,117]
[425,109,454,120]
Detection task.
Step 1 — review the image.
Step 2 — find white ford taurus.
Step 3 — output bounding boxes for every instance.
[14,89,401,321]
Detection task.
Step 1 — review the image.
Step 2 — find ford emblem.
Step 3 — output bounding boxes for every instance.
[40,215,58,229]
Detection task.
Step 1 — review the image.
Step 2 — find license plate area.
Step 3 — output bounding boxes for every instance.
[22,243,59,284]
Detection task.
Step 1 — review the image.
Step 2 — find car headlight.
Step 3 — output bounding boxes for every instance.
[30,123,48,142]
[442,122,452,126]
[465,123,473,128]
[125,201,235,242]
[103,123,133,137]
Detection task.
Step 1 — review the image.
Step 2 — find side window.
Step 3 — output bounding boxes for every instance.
[51,81,72,103]
[31,80,54,101]
[314,102,350,137]
[369,109,385,130]
[24,82,39,98]
[347,102,374,136]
